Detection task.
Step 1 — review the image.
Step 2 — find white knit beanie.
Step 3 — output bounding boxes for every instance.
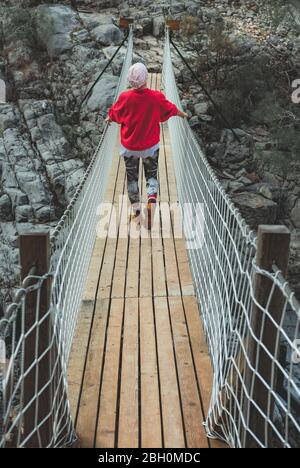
[127,62,148,88]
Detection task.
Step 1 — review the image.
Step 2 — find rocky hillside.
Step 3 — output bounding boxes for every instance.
[170,0,300,295]
[0,0,300,310]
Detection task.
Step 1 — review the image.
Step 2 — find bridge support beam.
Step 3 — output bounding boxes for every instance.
[20,232,52,447]
[20,232,77,447]
[244,224,290,448]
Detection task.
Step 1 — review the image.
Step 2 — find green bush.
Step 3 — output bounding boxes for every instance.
[180,7,300,178]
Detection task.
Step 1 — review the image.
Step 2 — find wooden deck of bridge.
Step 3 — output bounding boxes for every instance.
[67,73,223,448]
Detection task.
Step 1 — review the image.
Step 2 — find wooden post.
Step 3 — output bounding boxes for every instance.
[20,232,52,447]
[245,225,290,447]
[119,17,133,30]
[166,19,181,31]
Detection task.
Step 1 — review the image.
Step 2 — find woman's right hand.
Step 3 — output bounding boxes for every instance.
[177,110,188,119]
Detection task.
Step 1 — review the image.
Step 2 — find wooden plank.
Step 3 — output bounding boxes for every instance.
[103,149,121,202]
[110,167,129,298]
[82,151,123,301]
[182,296,225,448]
[160,203,181,296]
[173,237,195,296]
[75,298,110,447]
[162,126,178,204]
[139,230,152,297]
[67,299,95,420]
[118,298,139,448]
[168,296,209,448]
[139,69,155,293]
[83,223,111,301]
[95,298,124,448]
[158,122,169,203]
[68,145,122,419]
[98,171,126,298]
[126,217,141,298]
[161,124,194,296]
[151,203,167,297]
[182,296,212,416]
[154,296,185,448]
[140,297,162,447]
[111,236,129,298]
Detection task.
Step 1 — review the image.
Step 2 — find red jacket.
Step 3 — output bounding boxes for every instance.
[108,88,179,150]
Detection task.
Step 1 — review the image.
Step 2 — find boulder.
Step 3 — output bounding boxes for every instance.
[5,188,28,208]
[102,45,126,74]
[35,114,71,160]
[92,24,124,46]
[194,102,209,115]
[79,13,113,29]
[16,170,52,211]
[188,116,201,128]
[0,193,13,221]
[36,5,80,57]
[231,192,278,229]
[153,16,165,38]
[85,74,119,112]
[46,159,85,203]
[15,205,34,222]
[34,206,56,223]
[291,198,300,228]
[170,1,186,15]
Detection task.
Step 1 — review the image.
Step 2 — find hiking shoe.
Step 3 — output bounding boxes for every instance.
[147,194,157,204]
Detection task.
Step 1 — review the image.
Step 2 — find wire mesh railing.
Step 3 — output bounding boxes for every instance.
[162,27,300,448]
[0,27,133,448]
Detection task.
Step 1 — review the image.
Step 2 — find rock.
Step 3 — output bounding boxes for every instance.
[85,74,119,112]
[79,12,114,29]
[5,188,28,208]
[15,205,34,222]
[36,5,80,57]
[199,114,213,122]
[0,193,13,221]
[92,24,124,46]
[0,222,18,247]
[170,1,186,14]
[35,113,71,160]
[34,206,55,223]
[194,102,209,115]
[46,159,85,203]
[221,128,253,163]
[231,192,278,229]
[15,170,52,213]
[262,172,281,188]
[0,104,19,130]
[229,181,245,193]
[153,16,165,37]
[188,116,201,128]
[291,198,300,228]
[186,2,200,16]
[102,45,127,74]
[238,176,253,186]
[140,18,153,35]
[258,184,273,200]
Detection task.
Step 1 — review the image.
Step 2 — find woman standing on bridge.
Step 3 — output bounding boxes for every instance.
[106,62,187,218]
